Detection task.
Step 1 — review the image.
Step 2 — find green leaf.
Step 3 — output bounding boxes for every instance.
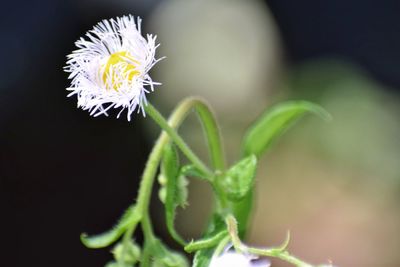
[220,155,257,201]
[104,261,119,267]
[150,239,189,267]
[160,144,188,245]
[241,100,331,158]
[161,143,180,189]
[192,214,227,267]
[193,248,214,267]
[80,204,140,248]
[166,173,188,245]
[231,190,253,238]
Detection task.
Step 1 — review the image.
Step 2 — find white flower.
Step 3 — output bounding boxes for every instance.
[209,248,270,267]
[65,15,162,121]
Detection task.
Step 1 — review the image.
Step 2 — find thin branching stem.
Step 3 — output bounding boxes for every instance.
[127,98,225,266]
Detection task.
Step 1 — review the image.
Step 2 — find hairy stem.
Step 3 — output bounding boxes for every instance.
[127,98,225,266]
[145,102,213,178]
[226,215,317,267]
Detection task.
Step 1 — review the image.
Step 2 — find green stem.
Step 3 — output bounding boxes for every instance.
[247,247,313,267]
[145,99,229,211]
[140,238,152,267]
[126,98,225,266]
[190,100,228,210]
[144,102,213,178]
[140,213,155,267]
[226,215,315,267]
[137,97,225,215]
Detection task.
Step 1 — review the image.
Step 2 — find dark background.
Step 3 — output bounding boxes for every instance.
[2,0,399,266]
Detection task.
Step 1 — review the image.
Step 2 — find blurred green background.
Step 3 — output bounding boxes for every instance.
[148,2,400,266]
[3,0,400,266]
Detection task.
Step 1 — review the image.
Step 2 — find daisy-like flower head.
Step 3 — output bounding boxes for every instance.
[65,15,162,121]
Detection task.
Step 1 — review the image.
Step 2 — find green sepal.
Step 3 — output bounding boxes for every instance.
[241,100,331,158]
[80,204,141,248]
[112,240,141,266]
[220,155,257,201]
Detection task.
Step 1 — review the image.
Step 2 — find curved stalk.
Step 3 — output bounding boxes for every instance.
[192,101,226,171]
[227,215,318,267]
[247,247,314,267]
[125,98,225,266]
[145,101,226,177]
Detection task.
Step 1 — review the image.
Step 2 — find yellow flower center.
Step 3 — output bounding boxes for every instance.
[102,51,140,91]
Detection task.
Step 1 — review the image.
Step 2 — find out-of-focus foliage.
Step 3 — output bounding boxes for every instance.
[289,60,400,185]
[250,60,400,266]
[241,101,331,158]
[146,1,400,266]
